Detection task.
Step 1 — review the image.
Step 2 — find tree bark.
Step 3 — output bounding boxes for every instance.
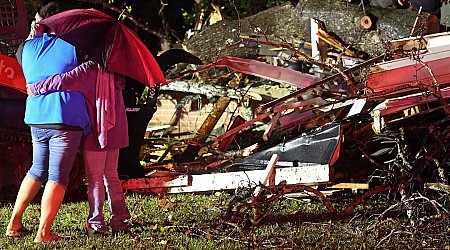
[183,1,419,63]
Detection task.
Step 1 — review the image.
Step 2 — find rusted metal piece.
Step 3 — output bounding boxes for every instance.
[126,163,330,194]
[272,97,325,113]
[340,184,397,216]
[376,89,450,127]
[209,56,321,88]
[224,181,400,227]
[378,90,450,116]
[224,181,337,226]
[121,171,189,193]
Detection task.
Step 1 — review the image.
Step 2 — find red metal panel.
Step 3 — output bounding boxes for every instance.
[379,88,450,116]
[367,49,450,98]
[206,56,321,88]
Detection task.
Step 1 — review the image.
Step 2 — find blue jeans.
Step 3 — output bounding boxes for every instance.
[84,149,130,232]
[27,127,83,189]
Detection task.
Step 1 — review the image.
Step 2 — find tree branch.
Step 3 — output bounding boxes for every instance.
[76,0,166,38]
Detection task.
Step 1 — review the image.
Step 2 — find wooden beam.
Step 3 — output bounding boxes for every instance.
[180,96,231,161]
[329,183,369,189]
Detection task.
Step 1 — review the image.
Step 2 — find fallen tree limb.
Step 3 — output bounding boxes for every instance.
[424,182,450,194]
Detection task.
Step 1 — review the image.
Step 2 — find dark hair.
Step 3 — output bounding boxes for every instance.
[38,1,61,19]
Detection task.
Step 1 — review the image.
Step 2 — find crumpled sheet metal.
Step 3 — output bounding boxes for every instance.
[366,47,450,99]
[231,122,341,170]
[206,56,322,88]
[376,88,450,116]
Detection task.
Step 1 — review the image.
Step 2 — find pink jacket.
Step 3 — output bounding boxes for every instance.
[30,61,129,151]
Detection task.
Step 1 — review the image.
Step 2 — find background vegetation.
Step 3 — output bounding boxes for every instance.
[22,0,298,51]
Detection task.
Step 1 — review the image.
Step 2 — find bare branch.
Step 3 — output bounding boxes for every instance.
[76,0,166,38]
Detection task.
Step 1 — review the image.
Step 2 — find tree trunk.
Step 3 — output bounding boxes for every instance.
[183,1,419,63]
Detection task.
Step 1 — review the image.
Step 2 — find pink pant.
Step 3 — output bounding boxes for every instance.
[84,149,130,232]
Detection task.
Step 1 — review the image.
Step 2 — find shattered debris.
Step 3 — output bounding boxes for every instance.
[121,1,450,229]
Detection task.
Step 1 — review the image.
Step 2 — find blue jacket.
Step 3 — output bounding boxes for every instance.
[22,34,90,135]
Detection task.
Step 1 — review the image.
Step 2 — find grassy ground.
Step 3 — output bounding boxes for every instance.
[1,189,450,249]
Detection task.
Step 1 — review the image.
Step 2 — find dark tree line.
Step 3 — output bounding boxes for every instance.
[23,0,297,51]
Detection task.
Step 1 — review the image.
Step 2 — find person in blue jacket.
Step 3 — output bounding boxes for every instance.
[5,2,90,242]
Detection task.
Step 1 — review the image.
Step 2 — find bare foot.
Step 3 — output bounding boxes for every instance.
[6,223,23,232]
[5,224,30,237]
[34,232,63,242]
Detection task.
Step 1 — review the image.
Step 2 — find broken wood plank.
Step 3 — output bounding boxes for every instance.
[317,26,356,57]
[180,96,231,161]
[253,154,279,197]
[217,115,246,151]
[383,31,450,52]
[328,183,369,189]
[263,112,280,141]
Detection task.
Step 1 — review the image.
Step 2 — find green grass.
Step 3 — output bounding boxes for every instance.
[1,191,450,249]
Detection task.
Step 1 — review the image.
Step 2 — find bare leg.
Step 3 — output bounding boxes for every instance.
[34,181,65,242]
[7,176,41,232]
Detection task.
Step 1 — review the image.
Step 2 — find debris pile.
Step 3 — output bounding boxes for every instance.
[127,0,449,188]
[123,1,450,225]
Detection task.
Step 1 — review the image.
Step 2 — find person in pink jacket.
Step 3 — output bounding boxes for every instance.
[28,60,131,236]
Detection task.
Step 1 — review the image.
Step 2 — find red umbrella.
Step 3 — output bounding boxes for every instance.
[39,8,167,87]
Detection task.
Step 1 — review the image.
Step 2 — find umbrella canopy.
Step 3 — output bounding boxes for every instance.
[39,8,167,87]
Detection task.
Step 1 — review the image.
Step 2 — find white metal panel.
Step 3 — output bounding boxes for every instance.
[122,164,330,193]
